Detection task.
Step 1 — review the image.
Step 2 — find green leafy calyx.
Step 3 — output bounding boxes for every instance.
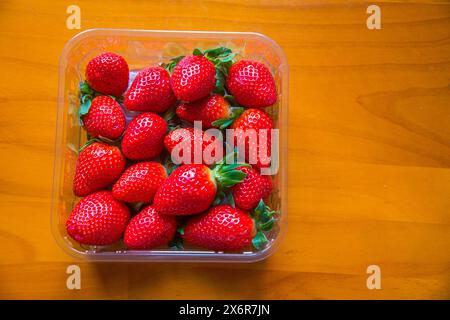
[251,200,278,250]
[78,81,95,125]
[212,151,250,189]
[194,47,236,95]
[78,138,101,153]
[211,105,244,130]
[164,55,185,73]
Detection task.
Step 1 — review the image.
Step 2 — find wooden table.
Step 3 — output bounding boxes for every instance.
[0,0,449,299]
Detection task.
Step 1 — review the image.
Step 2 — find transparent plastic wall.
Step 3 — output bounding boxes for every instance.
[53,29,288,262]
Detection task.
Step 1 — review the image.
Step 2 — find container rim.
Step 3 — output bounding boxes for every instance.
[60,28,288,67]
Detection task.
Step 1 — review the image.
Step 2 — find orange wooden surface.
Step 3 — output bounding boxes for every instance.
[0,0,449,299]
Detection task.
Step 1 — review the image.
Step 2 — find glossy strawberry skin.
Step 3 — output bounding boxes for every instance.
[170,55,216,102]
[124,206,177,249]
[231,166,273,210]
[176,94,231,128]
[81,96,126,140]
[73,143,126,197]
[226,60,277,108]
[85,52,129,97]
[66,191,130,245]
[121,112,168,160]
[112,162,167,203]
[183,205,255,251]
[124,67,176,113]
[153,164,216,216]
[231,109,274,169]
[164,127,219,165]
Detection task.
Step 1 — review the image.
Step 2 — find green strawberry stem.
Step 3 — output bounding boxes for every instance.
[177,226,185,235]
[78,81,124,126]
[169,225,186,250]
[78,84,93,126]
[213,189,239,208]
[88,133,122,146]
[211,94,243,129]
[96,135,122,145]
[163,55,185,73]
[161,152,180,176]
[79,136,121,152]
[162,106,181,132]
[252,231,268,251]
[211,154,249,212]
[168,231,184,250]
[213,150,248,184]
[78,138,102,152]
[201,47,236,95]
[227,191,236,208]
[213,190,226,206]
[213,164,247,189]
[211,151,250,193]
[223,94,238,105]
[251,199,278,250]
[211,105,244,130]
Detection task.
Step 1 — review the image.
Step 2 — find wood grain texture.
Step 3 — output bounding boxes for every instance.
[0,0,449,299]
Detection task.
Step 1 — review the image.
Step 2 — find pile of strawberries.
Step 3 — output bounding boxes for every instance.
[67,47,279,252]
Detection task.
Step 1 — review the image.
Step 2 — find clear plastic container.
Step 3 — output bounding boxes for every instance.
[52,29,288,262]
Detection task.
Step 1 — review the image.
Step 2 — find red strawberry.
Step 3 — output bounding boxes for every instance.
[231,166,272,210]
[85,52,129,97]
[112,162,167,203]
[182,205,255,251]
[153,161,247,216]
[124,67,176,113]
[66,191,130,245]
[121,112,168,160]
[226,60,277,108]
[124,206,176,249]
[231,108,274,169]
[170,55,216,102]
[164,127,219,165]
[80,96,126,140]
[176,94,232,129]
[73,142,126,197]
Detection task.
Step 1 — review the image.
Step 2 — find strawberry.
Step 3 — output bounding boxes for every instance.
[124,206,177,249]
[85,52,129,97]
[168,47,236,102]
[73,142,126,197]
[231,108,274,169]
[66,191,130,245]
[176,94,232,129]
[112,162,167,203]
[164,127,219,165]
[183,202,276,251]
[170,55,215,102]
[79,95,126,140]
[124,67,176,113]
[226,60,277,108]
[231,165,273,210]
[121,112,168,160]
[182,205,254,251]
[153,161,248,216]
